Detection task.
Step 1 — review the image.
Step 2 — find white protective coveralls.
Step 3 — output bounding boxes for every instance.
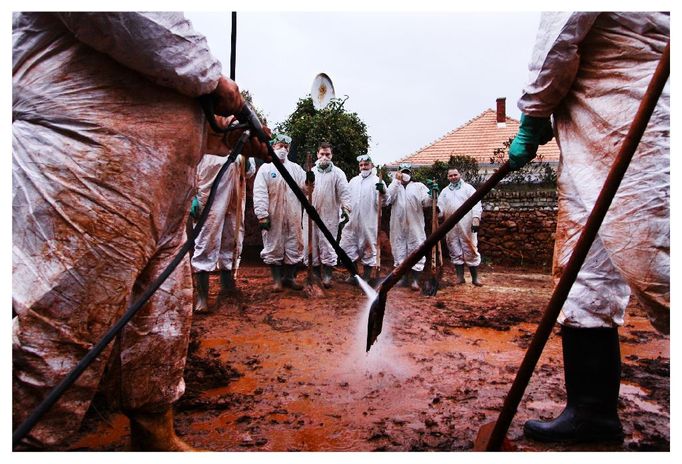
[253,159,307,265]
[191,154,256,272]
[519,12,669,333]
[437,181,482,266]
[385,179,431,271]
[340,168,387,266]
[12,12,221,447]
[303,162,352,267]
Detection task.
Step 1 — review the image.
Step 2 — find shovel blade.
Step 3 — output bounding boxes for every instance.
[366,293,386,351]
[473,421,516,451]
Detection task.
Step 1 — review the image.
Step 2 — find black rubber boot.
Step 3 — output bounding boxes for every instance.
[523,325,624,443]
[194,271,209,312]
[282,264,303,290]
[270,265,283,292]
[469,266,483,287]
[362,264,373,282]
[410,270,421,291]
[455,264,465,284]
[321,265,334,289]
[220,270,236,292]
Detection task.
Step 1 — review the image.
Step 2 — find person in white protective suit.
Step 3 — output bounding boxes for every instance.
[303,142,352,288]
[253,133,310,291]
[12,12,269,451]
[340,154,388,284]
[384,163,433,291]
[190,154,256,311]
[506,12,669,444]
[437,169,483,286]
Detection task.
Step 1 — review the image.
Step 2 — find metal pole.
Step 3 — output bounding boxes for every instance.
[230,12,237,81]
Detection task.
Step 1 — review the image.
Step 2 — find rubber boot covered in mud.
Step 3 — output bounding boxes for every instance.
[469,266,483,287]
[128,407,196,451]
[523,325,624,443]
[455,264,465,284]
[194,271,209,312]
[270,265,283,292]
[321,265,334,289]
[220,270,236,292]
[282,264,303,290]
[410,270,421,291]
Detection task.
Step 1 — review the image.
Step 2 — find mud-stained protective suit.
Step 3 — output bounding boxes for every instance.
[12,12,222,447]
[303,162,352,267]
[253,159,307,265]
[385,179,431,272]
[340,168,387,267]
[518,12,669,333]
[191,154,256,272]
[437,180,482,267]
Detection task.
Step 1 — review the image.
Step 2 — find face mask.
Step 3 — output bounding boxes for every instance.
[274,148,288,160]
[318,156,331,169]
[360,169,371,178]
[402,174,411,183]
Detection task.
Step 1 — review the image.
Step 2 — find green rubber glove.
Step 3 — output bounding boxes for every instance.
[427,180,440,196]
[508,114,554,170]
[258,217,271,231]
[375,182,386,194]
[189,196,201,219]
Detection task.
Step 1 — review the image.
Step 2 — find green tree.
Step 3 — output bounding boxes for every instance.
[276,96,369,179]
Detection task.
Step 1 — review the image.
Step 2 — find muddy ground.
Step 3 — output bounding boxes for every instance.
[71,263,670,452]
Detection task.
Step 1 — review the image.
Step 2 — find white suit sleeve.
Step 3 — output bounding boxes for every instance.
[253,167,270,220]
[470,185,483,219]
[55,12,222,97]
[246,158,257,178]
[420,184,432,207]
[336,169,352,211]
[518,12,600,117]
[384,179,400,206]
[437,190,446,218]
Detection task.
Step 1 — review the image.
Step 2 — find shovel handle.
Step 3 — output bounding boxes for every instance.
[482,41,669,451]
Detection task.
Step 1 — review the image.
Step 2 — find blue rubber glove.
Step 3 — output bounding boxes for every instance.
[189,196,201,219]
[508,114,554,170]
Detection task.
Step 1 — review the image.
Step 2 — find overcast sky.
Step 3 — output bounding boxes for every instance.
[184,11,542,165]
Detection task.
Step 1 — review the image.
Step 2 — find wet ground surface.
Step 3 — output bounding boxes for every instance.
[71,264,670,452]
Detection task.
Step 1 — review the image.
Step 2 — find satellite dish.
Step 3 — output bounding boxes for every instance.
[311,73,335,110]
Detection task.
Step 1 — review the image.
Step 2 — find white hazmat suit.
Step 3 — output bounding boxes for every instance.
[519,12,669,333]
[253,158,307,265]
[191,154,256,272]
[340,168,386,267]
[303,162,351,267]
[13,12,222,447]
[385,179,431,271]
[437,181,482,267]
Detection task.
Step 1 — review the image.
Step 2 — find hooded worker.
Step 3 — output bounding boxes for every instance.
[303,142,352,288]
[12,12,269,451]
[384,163,433,291]
[508,12,669,444]
[339,154,388,283]
[437,168,483,286]
[253,133,309,291]
[190,153,256,311]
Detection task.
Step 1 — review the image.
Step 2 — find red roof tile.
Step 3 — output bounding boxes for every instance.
[388,109,561,167]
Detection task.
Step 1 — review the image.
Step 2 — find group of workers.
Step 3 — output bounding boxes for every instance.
[13,11,668,452]
[190,137,484,305]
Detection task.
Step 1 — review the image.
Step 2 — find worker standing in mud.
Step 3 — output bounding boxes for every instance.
[437,169,483,286]
[340,154,388,284]
[303,142,352,288]
[12,12,270,451]
[253,133,309,291]
[190,152,256,311]
[384,163,433,291]
[507,12,669,444]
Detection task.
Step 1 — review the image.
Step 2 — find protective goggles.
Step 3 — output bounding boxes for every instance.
[398,162,412,171]
[356,154,373,162]
[271,133,292,145]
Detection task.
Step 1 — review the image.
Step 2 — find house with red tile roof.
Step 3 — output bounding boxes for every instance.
[388,98,560,169]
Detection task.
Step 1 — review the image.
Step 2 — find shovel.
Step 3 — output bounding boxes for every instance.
[474,41,669,451]
[367,162,512,351]
[372,166,384,285]
[304,153,324,297]
[231,154,247,279]
[422,179,441,296]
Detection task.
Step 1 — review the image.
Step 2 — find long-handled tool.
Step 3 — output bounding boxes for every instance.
[231,154,247,279]
[200,99,360,280]
[366,161,512,351]
[422,179,441,296]
[372,166,384,285]
[304,153,324,297]
[13,130,252,449]
[474,41,669,451]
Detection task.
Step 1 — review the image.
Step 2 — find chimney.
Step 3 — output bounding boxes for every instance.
[496,97,507,128]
